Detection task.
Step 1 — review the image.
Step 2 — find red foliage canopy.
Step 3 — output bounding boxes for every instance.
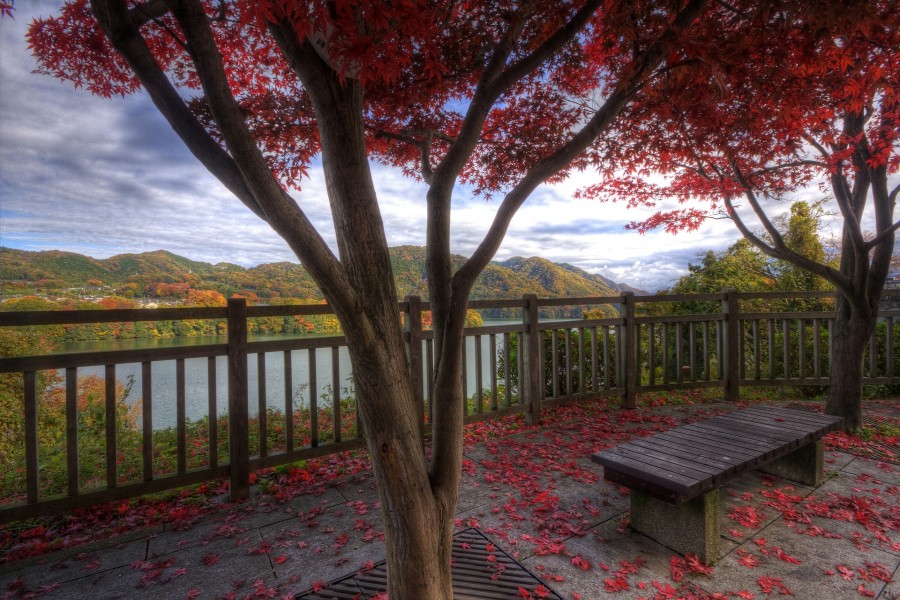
[577,0,899,239]
[26,0,715,196]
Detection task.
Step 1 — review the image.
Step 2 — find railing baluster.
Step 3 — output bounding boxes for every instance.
[602,326,610,390]
[462,339,469,415]
[753,320,761,380]
[827,319,833,376]
[887,317,895,378]
[590,326,599,391]
[565,329,572,396]
[662,324,669,384]
[703,322,710,381]
[799,319,806,380]
[426,338,435,417]
[551,329,559,398]
[647,324,655,386]
[782,319,790,379]
[489,334,498,412]
[332,346,341,443]
[309,348,318,447]
[284,351,293,453]
[578,327,586,394]
[66,367,79,496]
[813,319,822,379]
[676,323,683,384]
[475,335,483,413]
[142,362,153,480]
[503,332,511,407]
[207,357,217,469]
[25,370,38,504]
[869,327,878,377]
[768,319,775,379]
[257,353,267,458]
[517,332,525,402]
[716,321,723,380]
[689,323,696,382]
[105,364,117,488]
[177,358,187,474]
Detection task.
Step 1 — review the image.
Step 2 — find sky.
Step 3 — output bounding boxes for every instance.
[0,1,873,293]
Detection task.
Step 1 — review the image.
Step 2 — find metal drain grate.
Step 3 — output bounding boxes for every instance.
[297,528,564,599]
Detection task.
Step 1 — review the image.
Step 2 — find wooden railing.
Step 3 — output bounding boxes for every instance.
[1,290,898,521]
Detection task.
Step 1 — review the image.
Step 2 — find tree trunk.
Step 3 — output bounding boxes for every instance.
[348,339,455,597]
[824,301,875,431]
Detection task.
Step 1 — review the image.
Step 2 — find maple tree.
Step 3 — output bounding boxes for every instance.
[16,0,776,595]
[586,1,899,429]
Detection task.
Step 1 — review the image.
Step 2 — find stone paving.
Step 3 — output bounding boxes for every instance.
[1,400,899,599]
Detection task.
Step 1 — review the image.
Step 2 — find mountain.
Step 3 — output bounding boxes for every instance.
[0,246,640,317]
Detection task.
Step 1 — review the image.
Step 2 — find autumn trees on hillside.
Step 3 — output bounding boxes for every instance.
[24,0,896,594]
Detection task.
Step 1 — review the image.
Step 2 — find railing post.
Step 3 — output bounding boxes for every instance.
[523,294,542,425]
[405,296,424,442]
[722,289,740,402]
[622,292,638,409]
[227,297,250,501]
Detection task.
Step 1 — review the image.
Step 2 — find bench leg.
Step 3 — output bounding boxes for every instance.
[758,439,824,487]
[629,488,720,564]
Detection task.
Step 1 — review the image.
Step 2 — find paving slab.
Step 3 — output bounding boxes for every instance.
[690,509,899,600]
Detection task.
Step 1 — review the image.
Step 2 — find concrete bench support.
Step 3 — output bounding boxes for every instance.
[758,439,824,487]
[630,488,721,564]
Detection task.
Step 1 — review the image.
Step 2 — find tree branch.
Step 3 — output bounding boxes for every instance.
[128,0,168,28]
[721,192,851,291]
[165,0,355,313]
[728,158,849,289]
[452,0,709,295]
[866,219,900,251]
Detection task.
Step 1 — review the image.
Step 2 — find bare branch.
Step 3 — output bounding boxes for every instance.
[865,220,900,251]
[728,158,849,290]
[748,160,828,177]
[128,0,168,27]
[721,192,851,291]
[800,132,830,160]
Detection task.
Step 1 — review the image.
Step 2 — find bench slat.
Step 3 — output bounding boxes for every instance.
[656,428,768,458]
[650,427,781,469]
[740,406,842,429]
[627,438,743,473]
[606,444,722,480]
[688,420,799,446]
[712,412,828,439]
[679,422,787,452]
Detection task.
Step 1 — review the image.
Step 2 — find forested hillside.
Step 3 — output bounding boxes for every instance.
[0,246,643,317]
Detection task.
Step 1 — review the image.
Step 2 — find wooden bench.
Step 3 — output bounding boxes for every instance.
[591,405,843,563]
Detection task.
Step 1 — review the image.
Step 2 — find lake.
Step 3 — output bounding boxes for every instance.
[55,322,520,430]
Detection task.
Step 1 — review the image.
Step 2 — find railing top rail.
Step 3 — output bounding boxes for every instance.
[466,299,525,310]
[740,311,837,320]
[0,306,227,326]
[636,314,723,325]
[0,343,227,373]
[635,293,726,303]
[536,296,622,307]
[734,290,836,300]
[247,336,347,353]
[248,304,337,317]
[538,317,624,330]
